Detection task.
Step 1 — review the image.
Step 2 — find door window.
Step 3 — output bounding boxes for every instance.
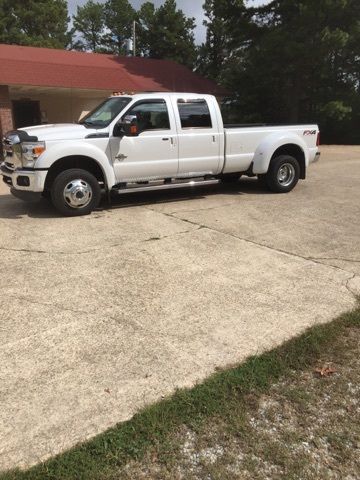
[126,100,170,133]
[177,99,212,129]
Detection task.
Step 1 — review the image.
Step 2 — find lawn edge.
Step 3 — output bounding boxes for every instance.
[2,302,359,480]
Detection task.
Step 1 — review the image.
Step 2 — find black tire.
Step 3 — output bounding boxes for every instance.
[265,155,300,193]
[257,174,267,187]
[51,169,101,216]
[41,189,51,200]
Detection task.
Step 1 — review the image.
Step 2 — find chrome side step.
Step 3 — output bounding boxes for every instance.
[113,179,220,195]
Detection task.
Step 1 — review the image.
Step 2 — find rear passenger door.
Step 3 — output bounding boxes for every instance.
[173,97,222,176]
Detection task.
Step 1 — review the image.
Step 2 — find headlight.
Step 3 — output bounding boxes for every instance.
[21,142,46,168]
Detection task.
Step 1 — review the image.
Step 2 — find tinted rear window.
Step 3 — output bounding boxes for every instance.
[177,100,212,129]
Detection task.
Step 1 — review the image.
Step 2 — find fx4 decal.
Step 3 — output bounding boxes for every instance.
[303,130,317,135]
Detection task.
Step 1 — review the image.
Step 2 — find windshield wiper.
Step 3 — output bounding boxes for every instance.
[81,120,104,128]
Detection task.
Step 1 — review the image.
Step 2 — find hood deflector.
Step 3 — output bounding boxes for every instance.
[6,130,38,142]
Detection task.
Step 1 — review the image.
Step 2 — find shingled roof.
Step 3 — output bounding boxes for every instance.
[0,44,225,95]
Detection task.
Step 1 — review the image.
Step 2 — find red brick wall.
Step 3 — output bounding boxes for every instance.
[0,85,14,138]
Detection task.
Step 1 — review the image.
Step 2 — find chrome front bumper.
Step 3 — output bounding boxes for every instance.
[0,163,46,192]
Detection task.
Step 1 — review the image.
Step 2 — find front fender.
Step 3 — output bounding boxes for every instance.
[252,132,309,175]
[35,141,116,188]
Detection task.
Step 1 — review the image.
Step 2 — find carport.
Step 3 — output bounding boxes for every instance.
[7,84,111,128]
[0,43,224,138]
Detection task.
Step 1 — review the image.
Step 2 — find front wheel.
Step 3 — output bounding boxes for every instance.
[51,169,101,216]
[265,155,300,193]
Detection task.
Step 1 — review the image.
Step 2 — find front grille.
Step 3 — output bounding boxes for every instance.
[2,175,12,186]
[2,134,22,169]
[2,138,13,164]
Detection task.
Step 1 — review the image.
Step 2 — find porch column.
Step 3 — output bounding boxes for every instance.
[0,85,14,138]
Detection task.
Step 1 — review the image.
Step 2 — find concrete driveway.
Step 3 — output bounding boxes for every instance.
[0,146,359,470]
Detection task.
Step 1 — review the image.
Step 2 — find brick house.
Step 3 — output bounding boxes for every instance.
[0,43,224,140]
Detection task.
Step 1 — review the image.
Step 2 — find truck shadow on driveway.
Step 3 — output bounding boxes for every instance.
[108,178,272,211]
[0,178,272,220]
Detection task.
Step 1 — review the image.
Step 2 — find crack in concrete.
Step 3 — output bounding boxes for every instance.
[2,204,359,318]
[144,206,360,300]
[309,256,360,264]
[165,202,240,216]
[0,227,200,256]
[3,294,95,318]
[345,273,360,298]
[0,247,48,254]
[147,207,339,265]
[0,293,195,350]
[145,206,209,230]
[0,294,107,350]
[143,226,202,243]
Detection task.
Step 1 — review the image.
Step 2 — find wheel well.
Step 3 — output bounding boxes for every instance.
[44,156,106,191]
[271,144,306,179]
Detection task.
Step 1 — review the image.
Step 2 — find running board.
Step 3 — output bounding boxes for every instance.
[113,179,220,195]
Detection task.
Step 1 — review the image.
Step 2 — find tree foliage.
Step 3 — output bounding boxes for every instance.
[103,0,136,55]
[0,0,359,142]
[72,0,105,52]
[71,0,196,67]
[200,0,360,143]
[137,0,196,68]
[196,0,229,82]
[0,0,70,48]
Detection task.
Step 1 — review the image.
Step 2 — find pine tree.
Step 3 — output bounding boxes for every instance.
[137,0,196,68]
[221,0,360,142]
[136,1,156,57]
[0,0,70,48]
[196,0,231,81]
[72,0,105,52]
[103,0,136,55]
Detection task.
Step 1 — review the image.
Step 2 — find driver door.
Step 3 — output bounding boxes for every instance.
[110,98,179,183]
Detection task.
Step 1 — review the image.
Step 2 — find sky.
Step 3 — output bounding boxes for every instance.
[67,0,270,45]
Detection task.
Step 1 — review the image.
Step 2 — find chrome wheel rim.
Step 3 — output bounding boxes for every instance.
[63,179,92,209]
[277,163,296,187]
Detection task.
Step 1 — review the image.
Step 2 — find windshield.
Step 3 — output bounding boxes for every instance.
[79,97,131,128]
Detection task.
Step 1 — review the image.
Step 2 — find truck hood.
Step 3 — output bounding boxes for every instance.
[20,124,102,142]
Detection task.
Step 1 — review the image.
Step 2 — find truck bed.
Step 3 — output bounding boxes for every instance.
[224,123,315,128]
[223,124,319,174]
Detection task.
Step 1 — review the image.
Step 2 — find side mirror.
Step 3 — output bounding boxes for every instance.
[114,114,139,137]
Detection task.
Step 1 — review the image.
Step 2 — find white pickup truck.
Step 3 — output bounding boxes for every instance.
[1,92,320,216]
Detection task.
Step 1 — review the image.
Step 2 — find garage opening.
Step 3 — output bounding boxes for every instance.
[12,100,41,128]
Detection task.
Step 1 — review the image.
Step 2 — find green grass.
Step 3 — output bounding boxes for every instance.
[2,304,360,480]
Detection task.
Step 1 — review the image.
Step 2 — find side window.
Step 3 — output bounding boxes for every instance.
[127,100,170,133]
[177,99,212,129]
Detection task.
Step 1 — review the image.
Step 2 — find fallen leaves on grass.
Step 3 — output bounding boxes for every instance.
[314,366,337,377]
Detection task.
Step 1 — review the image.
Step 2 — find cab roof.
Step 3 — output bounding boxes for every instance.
[110,92,216,99]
